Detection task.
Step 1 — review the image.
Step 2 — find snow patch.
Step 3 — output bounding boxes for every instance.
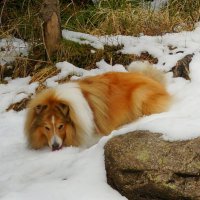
[0,77,38,113]
[0,38,29,66]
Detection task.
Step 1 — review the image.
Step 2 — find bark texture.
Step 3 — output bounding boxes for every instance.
[40,0,61,59]
[105,131,200,200]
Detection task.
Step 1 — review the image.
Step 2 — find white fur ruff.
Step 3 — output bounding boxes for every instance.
[55,82,95,147]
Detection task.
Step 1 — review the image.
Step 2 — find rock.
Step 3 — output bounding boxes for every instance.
[171,54,194,80]
[104,131,200,200]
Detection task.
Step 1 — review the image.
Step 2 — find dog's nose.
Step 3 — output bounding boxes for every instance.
[52,142,60,151]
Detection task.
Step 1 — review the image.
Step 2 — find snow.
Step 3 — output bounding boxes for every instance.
[1,23,200,199]
[0,38,29,66]
[91,0,169,10]
[150,0,168,10]
[0,77,38,113]
[0,110,124,200]
[46,60,126,87]
[62,24,200,71]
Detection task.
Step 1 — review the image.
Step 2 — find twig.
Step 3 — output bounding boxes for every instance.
[15,56,52,64]
[0,0,8,28]
[40,21,52,62]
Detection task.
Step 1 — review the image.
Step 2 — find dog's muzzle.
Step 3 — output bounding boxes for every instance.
[52,142,60,151]
[50,135,62,151]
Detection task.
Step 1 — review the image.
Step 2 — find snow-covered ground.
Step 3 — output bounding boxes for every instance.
[0,38,28,66]
[1,24,200,200]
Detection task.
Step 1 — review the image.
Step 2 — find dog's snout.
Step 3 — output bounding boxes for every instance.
[52,142,60,151]
[50,135,62,151]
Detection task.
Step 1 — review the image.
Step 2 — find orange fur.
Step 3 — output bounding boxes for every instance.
[79,72,171,135]
[24,70,171,150]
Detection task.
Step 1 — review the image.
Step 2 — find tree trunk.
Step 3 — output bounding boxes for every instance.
[40,0,61,60]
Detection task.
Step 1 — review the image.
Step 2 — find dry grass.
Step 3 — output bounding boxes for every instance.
[86,7,189,36]
[30,65,59,84]
[6,97,31,112]
[64,1,200,36]
[30,65,59,94]
[0,0,42,40]
[1,1,199,70]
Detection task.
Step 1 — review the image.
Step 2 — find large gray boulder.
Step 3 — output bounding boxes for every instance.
[104,131,200,200]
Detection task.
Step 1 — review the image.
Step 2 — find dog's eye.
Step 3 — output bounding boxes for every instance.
[45,126,50,131]
[58,124,64,130]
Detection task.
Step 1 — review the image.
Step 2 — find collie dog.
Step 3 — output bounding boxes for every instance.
[24,63,171,151]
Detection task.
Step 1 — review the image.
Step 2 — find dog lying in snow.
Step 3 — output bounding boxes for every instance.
[24,62,171,151]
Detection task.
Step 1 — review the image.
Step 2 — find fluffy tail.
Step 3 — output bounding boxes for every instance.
[127,61,166,85]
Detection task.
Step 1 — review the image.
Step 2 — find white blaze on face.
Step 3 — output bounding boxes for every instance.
[49,115,62,149]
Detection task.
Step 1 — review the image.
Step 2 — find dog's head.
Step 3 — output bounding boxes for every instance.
[31,103,71,151]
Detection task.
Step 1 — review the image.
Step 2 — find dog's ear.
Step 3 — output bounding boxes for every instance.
[56,103,70,117]
[35,104,48,114]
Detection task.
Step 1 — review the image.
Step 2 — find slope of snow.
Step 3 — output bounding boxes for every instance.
[1,24,200,200]
[62,23,200,71]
